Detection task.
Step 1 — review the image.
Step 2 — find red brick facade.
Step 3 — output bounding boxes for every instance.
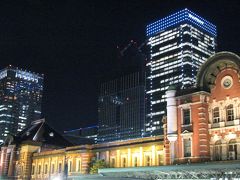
[165,52,240,164]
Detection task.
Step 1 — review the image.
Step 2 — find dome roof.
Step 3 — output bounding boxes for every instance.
[196,51,240,91]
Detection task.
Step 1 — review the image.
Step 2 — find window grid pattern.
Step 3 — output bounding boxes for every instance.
[146,17,216,136]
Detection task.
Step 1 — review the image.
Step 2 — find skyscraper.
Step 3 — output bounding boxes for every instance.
[98,72,145,143]
[0,65,43,143]
[145,8,217,136]
[98,43,146,143]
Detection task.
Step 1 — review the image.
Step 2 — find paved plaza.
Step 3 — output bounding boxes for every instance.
[67,175,140,180]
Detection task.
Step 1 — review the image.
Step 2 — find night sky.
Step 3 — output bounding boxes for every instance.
[0,0,239,133]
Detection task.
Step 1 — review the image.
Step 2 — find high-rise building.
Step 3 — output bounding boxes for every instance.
[145,8,217,136]
[0,65,43,143]
[98,43,146,143]
[98,72,145,143]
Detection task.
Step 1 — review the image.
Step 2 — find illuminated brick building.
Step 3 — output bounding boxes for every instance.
[0,52,240,179]
[165,51,240,164]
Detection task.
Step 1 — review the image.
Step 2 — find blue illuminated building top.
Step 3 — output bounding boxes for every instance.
[146,8,217,37]
[0,66,44,82]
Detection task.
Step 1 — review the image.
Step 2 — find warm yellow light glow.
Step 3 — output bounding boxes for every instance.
[151,145,156,166]
[228,132,236,140]
[213,134,219,141]
[139,147,143,166]
[127,148,131,167]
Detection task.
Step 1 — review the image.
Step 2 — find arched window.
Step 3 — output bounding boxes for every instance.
[44,164,48,174]
[122,157,126,167]
[111,158,115,167]
[51,164,54,174]
[228,139,237,160]
[183,138,191,157]
[58,163,62,173]
[38,164,41,174]
[133,157,138,167]
[145,155,151,166]
[31,164,35,175]
[213,107,220,123]
[226,104,234,121]
[76,159,81,172]
[214,140,222,161]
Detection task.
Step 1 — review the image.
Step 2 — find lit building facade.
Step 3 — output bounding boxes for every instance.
[0,66,43,143]
[30,136,163,180]
[165,52,240,164]
[0,52,240,179]
[145,8,217,136]
[98,72,145,143]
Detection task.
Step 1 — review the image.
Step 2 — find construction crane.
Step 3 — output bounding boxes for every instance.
[118,39,148,57]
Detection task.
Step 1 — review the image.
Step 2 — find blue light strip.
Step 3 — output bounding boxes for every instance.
[146,8,217,37]
[64,125,98,133]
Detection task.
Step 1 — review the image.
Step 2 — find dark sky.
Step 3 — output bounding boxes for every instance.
[0,0,239,133]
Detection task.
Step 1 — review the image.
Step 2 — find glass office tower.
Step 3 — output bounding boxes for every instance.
[145,8,217,136]
[98,72,145,143]
[0,65,43,143]
[98,42,146,143]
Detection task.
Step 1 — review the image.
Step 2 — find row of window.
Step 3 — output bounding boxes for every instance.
[213,139,238,161]
[110,154,164,168]
[212,105,234,123]
[32,163,62,175]
[182,104,237,126]
[31,159,81,175]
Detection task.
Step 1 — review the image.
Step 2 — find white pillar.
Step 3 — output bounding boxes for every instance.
[237,144,240,160]
[151,145,156,166]
[116,150,120,167]
[139,147,143,166]
[166,88,178,164]
[127,149,131,167]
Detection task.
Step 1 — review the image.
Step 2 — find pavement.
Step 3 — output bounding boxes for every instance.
[67,175,141,180]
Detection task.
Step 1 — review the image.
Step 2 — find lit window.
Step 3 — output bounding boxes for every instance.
[58,163,62,173]
[51,164,54,174]
[228,139,237,160]
[158,154,163,165]
[226,104,234,121]
[77,159,81,172]
[122,157,126,168]
[145,155,151,166]
[111,158,115,167]
[134,157,138,167]
[183,109,190,125]
[213,107,220,123]
[38,165,41,174]
[183,138,191,157]
[214,140,222,161]
[44,164,48,174]
[31,165,35,175]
